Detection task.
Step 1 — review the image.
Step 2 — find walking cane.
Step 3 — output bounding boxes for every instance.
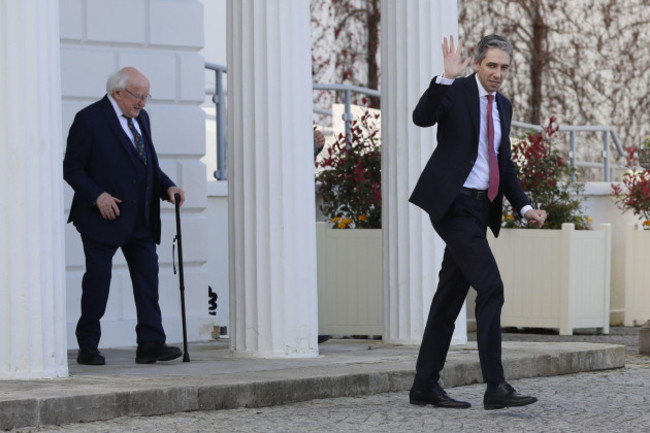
[173,193,190,362]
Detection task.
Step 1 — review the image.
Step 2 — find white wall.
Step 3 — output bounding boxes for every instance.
[206,183,229,335]
[201,0,227,181]
[60,0,213,349]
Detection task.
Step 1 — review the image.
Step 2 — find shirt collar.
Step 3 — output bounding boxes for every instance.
[107,93,128,119]
[474,74,495,99]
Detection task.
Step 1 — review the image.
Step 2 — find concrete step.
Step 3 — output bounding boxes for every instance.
[0,340,625,430]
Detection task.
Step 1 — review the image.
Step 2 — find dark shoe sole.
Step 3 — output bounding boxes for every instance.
[484,397,538,410]
[410,399,471,409]
[77,358,105,366]
[135,351,182,364]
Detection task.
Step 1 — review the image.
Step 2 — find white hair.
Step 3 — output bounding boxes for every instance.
[105,68,130,94]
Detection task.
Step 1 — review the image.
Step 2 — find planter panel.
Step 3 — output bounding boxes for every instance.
[316,223,383,335]
[489,224,611,335]
[624,225,650,326]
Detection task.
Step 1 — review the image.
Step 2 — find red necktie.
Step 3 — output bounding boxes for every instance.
[487,94,499,201]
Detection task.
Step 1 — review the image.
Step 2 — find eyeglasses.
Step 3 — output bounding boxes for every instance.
[123,88,151,101]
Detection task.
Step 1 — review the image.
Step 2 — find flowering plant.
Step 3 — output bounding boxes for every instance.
[316,110,381,229]
[503,116,592,230]
[611,145,650,228]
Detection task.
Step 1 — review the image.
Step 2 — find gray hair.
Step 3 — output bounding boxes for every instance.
[105,68,130,94]
[474,34,513,65]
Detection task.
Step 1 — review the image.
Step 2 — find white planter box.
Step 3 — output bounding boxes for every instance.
[316,222,383,336]
[624,224,650,326]
[489,223,611,335]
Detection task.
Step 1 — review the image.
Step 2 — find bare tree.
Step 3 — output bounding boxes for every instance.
[311,0,381,111]
[459,0,650,158]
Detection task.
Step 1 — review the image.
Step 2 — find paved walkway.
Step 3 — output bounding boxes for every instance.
[1,327,640,432]
[20,358,650,433]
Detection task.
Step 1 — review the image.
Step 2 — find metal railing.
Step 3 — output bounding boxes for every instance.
[512,121,625,182]
[205,62,227,180]
[312,83,380,139]
[205,62,380,180]
[205,62,624,183]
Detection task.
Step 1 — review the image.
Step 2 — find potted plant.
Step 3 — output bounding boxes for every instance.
[503,117,592,230]
[316,110,381,229]
[612,146,650,228]
[611,144,650,325]
[488,117,611,335]
[314,110,383,336]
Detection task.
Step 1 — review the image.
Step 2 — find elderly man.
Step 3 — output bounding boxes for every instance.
[64,67,185,365]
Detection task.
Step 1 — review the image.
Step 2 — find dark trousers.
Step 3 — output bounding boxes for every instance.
[412,193,505,390]
[76,222,166,349]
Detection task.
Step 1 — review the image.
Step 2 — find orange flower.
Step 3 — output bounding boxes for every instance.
[337,218,353,229]
[358,215,368,222]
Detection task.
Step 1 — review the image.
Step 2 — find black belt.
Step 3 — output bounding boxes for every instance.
[459,187,488,201]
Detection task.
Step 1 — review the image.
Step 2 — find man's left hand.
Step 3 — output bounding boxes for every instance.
[524,209,547,228]
[167,187,185,207]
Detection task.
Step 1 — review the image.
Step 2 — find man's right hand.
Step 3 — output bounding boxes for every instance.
[96,192,122,220]
[441,35,471,79]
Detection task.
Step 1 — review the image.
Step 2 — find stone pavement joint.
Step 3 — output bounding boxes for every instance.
[0,340,625,430]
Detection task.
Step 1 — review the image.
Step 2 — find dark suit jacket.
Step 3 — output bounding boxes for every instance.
[64,96,175,246]
[408,74,530,237]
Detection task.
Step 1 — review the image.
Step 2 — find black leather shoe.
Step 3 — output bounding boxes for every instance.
[135,342,182,364]
[318,335,331,344]
[410,385,471,409]
[77,348,105,365]
[484,383,538,410]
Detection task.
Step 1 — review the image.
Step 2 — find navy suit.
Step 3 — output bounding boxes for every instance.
[64,96,175,349]
[409,74,531,389]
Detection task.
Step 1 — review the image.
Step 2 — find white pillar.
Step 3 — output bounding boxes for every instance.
[0,0,68,378]
[381,0,467,345]
[226,0,319,357]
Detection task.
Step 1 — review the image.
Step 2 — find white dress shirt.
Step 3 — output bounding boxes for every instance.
[107,94,143,146]
[435,74,533,218]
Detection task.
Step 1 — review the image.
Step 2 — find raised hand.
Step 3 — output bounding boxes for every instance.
[441,35,471,79]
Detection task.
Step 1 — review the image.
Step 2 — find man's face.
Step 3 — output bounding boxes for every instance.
[474,47,510,93]
[113,74,150,118]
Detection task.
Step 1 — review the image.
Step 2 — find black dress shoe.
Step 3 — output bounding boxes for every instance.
[318,335,331,344]
[484,382,538,410]
[77,348,105,365]
[409,385,471,409]
[135,342,182,364]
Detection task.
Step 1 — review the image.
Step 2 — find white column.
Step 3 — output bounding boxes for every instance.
[0,0,68,378]
[381,0,467,345]
[226,0,319,357]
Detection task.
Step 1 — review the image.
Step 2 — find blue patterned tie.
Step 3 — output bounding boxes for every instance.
[124,116,147,165]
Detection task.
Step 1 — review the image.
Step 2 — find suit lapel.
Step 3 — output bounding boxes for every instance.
[495,94,510,138]
[136,112,157,169]
[495,93,511,153]
[99,96,139,166]
[464,75,480,143]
